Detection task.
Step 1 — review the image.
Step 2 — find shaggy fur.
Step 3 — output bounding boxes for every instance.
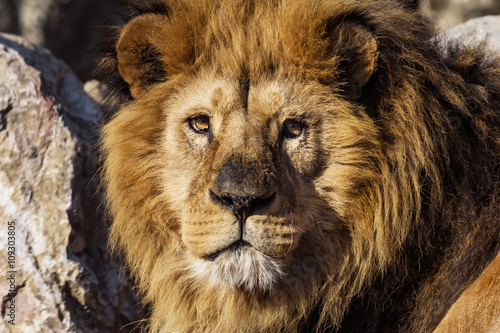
[97,0,500,332]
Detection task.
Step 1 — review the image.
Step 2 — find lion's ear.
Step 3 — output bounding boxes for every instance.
[116,14,170,99]
[329,21,379,99]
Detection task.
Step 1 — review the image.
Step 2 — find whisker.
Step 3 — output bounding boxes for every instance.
[118,318,149,333]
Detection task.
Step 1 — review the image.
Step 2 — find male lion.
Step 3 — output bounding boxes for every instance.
[98,0,500,332]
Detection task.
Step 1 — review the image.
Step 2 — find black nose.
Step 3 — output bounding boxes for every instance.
[210,156,276,221]
[210,191,276,222]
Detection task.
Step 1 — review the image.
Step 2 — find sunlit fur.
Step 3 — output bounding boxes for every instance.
[98,0,500,332]
[190,247,285,291]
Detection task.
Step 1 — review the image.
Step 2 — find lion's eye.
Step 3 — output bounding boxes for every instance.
[189,115,210,134]
[283,119,304,138]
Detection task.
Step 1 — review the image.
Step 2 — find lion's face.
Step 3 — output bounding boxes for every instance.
[143,65,378,291]
[163,72,316,290]
[105,0,386,293]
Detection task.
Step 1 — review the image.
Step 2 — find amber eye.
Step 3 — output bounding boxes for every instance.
[189,115,210,134]
[283,119,304,138]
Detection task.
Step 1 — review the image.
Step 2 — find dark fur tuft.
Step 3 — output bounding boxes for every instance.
[92,0,171,118]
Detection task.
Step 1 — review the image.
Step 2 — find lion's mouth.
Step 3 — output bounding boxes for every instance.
[206,240,251,261]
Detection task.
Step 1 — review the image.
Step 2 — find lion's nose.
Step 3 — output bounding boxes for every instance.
[210,156,276,221]
[211,191,276,222]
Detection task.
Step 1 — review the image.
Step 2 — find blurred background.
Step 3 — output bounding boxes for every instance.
[1,0,500,81]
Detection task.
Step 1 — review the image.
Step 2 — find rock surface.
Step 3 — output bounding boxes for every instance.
[0,33,142,332]
[440,15,500,52]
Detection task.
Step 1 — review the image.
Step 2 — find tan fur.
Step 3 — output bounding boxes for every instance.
[98,0,500,332]
[433,252,500,333]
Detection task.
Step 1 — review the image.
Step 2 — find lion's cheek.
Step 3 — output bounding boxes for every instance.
[245,216,302,259]
[181,213,239,258]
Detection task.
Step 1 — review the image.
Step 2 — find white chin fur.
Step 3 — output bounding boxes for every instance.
[190,247,284,291]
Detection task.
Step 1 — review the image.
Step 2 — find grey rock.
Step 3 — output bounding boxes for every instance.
[0,33,142,332]
[439,15,500,52]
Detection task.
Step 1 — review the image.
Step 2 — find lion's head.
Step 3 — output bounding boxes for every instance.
[99,0,500,332]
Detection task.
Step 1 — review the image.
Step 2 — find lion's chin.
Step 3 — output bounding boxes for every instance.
[189,246,285,291]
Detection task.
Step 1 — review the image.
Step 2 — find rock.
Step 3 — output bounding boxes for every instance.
[421,0,500,28]
[84,79,106,106]
[0,33,142,332]
[439,15,500,52]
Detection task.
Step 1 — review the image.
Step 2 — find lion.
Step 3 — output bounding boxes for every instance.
[97,0,500,332]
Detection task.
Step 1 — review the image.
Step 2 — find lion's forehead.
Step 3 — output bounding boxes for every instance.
[164,71,330,132]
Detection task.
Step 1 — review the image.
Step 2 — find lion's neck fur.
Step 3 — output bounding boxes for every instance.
[339,42,500,331]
